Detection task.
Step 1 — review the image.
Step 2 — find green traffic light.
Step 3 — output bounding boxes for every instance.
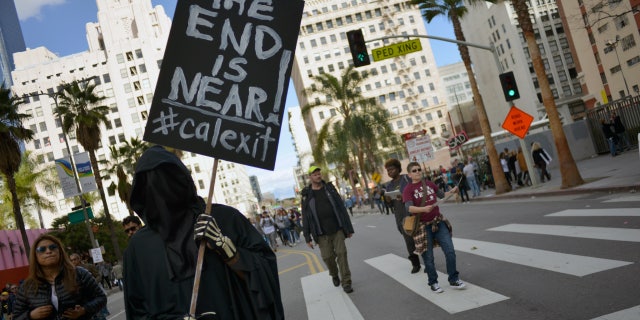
[357,53,366,62]
[508,89,516,96]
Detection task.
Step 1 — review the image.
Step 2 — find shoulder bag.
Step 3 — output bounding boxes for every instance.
[402,180,428,236]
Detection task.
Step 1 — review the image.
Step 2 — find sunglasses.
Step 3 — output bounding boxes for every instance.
[411,168,422,173]
[125,226,138,234]
[35,244,59,254]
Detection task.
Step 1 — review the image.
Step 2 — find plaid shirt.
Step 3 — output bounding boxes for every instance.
[412,216,453,255]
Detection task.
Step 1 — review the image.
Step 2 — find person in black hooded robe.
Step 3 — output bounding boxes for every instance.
[123,145,283,320]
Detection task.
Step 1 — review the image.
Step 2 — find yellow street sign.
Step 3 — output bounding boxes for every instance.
[372,39,422,62]
[372,172,381,183]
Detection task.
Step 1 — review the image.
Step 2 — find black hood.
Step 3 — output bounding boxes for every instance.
[130,145,204,280]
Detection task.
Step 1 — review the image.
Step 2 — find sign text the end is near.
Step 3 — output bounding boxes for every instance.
[143,0,305,170]
[372,39,422,62]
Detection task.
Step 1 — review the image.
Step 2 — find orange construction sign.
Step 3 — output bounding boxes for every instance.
[502,106,534,139]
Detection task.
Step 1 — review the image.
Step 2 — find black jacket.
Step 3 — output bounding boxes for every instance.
[12,267,106,320]
[126,146,283,320]
[301,181,354,243]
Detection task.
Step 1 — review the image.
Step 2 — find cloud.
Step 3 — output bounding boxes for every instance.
[15,0,66,21]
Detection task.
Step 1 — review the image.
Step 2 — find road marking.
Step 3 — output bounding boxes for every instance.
[546,208,640,216]
[454,238,632,276]
[365,253,508,314]
[591,305,640,320]
[488,224,640,242]
[279,249,326,274]
[603,196,640,203]
[302,271,364,320]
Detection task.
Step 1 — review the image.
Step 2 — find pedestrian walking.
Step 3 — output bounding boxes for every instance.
[531,142,552,181]
[384,158,421,274]
[302,166,355,293]
[402,162,466,294]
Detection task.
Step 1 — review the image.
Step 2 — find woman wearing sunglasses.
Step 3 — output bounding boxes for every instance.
[12,234,106,320]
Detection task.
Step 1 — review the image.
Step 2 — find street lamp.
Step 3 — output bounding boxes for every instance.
[605,35,631,97]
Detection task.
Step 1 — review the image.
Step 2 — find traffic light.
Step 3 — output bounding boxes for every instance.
[346,29,370,67]
[499,71,520,101]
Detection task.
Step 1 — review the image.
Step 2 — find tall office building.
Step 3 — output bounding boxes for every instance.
[0,0,26,87]
[459,1,585,129]
[290,0,455,174]
[439,62,481,139]
[11,0,257,227]
[558,0,639,107]
[287,106,313,193]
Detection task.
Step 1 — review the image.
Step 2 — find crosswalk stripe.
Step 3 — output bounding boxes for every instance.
[365,253,508,314]
[603,196,640,203]
[488,224,640,243]
[301,271,364,320]
[453,238,632,276]
[546,208,640,217]
[591,305,640,320]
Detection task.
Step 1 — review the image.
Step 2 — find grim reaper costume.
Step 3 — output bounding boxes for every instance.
[124,145,283,319]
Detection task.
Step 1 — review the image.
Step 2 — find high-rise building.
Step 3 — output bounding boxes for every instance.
[290,0,455,173]
[439,62,481,139]
[459,2,584,128]
[0,0,26,87]
[11,0,257,227]
[287,106,313,192]
[558,0,639,107]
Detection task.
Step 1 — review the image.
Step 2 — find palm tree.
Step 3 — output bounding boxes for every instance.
[55,80,122,260]
[12,151,57,228]
[411,0,512,194]
[103,138,149,215]
[303,66,397,202]
[302,66,370,199]
[0,85,34,254]
[511,0,584,188]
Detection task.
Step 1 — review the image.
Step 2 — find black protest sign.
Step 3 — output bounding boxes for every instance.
[144,0,304,170]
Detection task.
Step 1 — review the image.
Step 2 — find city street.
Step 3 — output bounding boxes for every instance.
[104,191,640,320]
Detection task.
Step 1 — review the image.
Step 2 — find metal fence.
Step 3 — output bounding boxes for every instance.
[585,95,640,154]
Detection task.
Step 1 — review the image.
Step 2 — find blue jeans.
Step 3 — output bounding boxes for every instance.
[421,221,459,285]
[466,175,480,197]
[607,138,619,156]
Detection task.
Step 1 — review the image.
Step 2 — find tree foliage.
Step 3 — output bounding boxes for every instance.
[50,214,128,263]
[0,84,35,253]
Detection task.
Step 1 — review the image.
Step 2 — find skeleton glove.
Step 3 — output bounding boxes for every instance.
[194,214,237,261]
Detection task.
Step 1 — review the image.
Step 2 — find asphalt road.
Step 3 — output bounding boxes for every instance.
[105,191,640,320]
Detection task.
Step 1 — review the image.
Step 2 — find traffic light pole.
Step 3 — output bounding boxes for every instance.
[367,33,539,186]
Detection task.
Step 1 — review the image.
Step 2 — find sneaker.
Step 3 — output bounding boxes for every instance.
[430,283,443,293]
[343,285,354,293]
[332,276,340,287]
[450,280,466,289]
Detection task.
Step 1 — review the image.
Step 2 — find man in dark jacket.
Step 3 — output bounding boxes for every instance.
[124,145,283,319]
[301,166,355,293]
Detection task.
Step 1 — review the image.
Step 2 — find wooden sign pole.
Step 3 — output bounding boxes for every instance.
[188,158,220,319]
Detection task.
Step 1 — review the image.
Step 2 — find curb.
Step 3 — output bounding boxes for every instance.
[471,185,640,201]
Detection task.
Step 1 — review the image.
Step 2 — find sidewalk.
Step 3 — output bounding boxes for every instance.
[475,148,640,200]
[353,150,639,215]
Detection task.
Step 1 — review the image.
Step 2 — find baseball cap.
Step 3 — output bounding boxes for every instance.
[308,165,321,174]
[1,291,8,296]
